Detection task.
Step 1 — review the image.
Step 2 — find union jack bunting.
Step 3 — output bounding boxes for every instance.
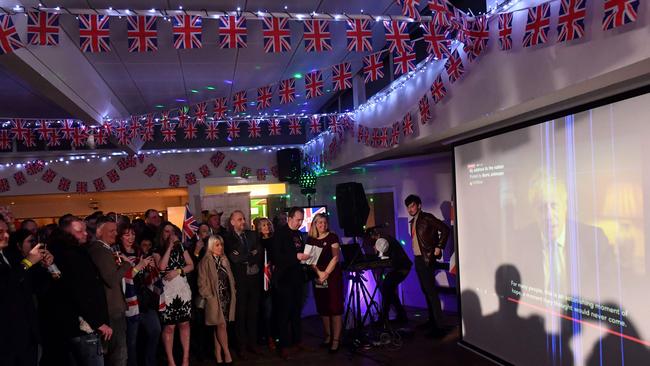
[428,0,455,28]
[57,177,71,192]
[25,161,45,175]
[76,181,88,193]
[0,130,11,150]
[177,108,189,128]
[169,174,180,188]
[380,127,390,148]
[498,12,514,51]
[211,152,226,168]
[523,3,551,48]
[13,172,26,186]
[279,78,296,105]
[240,167,252,179]
[445,50,464,83]
[183,121,198,139]
[248,120,262,138]
[309,116,322,134]
[160,111,171,130]
[394,50,416,76]
[128,118,140,141]
[257,86,273,110]
[430,74,447,103]
[304,20,332,52]
[464,16,489,58]
[27,12,59,46]
[346,19,373,52]
[257,169,267,182]
[419,95,431,124]
[262,17,290,52]
[363,52,384,83]
[390,122,401,146]
[185,172,197,185]
[220,16,247,49]
[371,129,381,147]
[141,114,155,141]
[213,97,227,120]
[199,164,211,178]
[227,121,241,139]
[332,62,352,91]
[402,112,415,136]
[267,119,282,136]
[328,116,341,134]
[79,15,110,52]
[557,0,587,42]
[71,127,88,147]
[384,21,411,53]
[115,122,130,145]
[172,15,202,49]
[224,160,237,172]
[11,119,29,142]
[193,102,207,124]
[161,127,176,142]
[42,169,57,183]
[60,120,75,140]
[93,178,106,192]
[106,169,120,183]
[93,126,107,146]
[37,121,54,141]
[603,0,639,31]
[233,91,247,113]
[305,71,324,99]
[398,0,421,20]
[288,118,302,135]
[0,178,9,192]
[127,16,157,52]
[205,122,219,140]
[422,22,450,59]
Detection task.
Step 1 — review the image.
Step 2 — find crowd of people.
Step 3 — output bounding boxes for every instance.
[0,194,450,366]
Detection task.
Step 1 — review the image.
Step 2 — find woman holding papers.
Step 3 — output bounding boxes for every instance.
[306,213,343,353]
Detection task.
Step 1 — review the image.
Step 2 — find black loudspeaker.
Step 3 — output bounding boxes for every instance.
[276,148,302,183]
[336,182,370,237]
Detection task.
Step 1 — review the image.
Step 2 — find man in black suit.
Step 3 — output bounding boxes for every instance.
[224,210,263,358]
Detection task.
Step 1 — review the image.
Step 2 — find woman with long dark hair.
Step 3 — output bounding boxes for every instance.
[255,217,276,351]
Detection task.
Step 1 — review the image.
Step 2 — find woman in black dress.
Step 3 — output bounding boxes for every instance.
[307,213,344,353]
[256,217,276,350]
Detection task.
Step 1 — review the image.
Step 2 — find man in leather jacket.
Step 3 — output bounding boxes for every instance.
[405,194,450,337]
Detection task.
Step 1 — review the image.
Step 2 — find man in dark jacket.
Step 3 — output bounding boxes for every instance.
[224,210,263,358]
[405,194,450,336]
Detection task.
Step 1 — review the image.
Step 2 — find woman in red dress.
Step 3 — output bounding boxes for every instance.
[307,213,343,353]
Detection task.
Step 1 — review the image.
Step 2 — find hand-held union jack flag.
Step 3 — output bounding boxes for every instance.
[363,53,384,83]
[262,17,290,52]
[384,21,411,54]
[498,12,513,51]
[332,62,352,91]
[305,71,324,99]
[27,11,59,46]
[346,19,373,52]
[127,16,158,52]
[557,0,586,42]
[220,16,247,49]
[79,14,110,52]
[182,204,198,242]
[445,50,464,83]
[304,20,332,52]
[279,78,296,104]
[523,3,551,48]
[233,91,248,113]
[603,0,639,30]
[173,15,202,49]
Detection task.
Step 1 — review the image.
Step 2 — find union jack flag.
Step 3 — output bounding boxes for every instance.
[328,116,341,134]
[428,0,455,28]
[384,21,411,54]
[298,206,327,233]
[37,120,54,141]
[523,3,551,48]
[464,16,489,59]
[182,204,198,242]
[557,0,586,42]
[332,62,352,91]
[498,12,513,51]
[357,125,367,144]
[288,118,302,135]
[257,86,273,110]
[363,52,384,83]
[93,126,107,146]
[57,177,71,192]
[160,111,171,130]
[183,121,198,139]
[267,119,282,136]
[127,16,157,52]
[76,181,88,194]
[0,130,11,150]
[402,112,415,136]
[27,11,59,46]
[422,22,450,60]
[304,20,332,52]
[22,130,36,148]
[42,169,57,183]
[205,122,219,140]
[13,172,26,186]
[141,114,155,141]
[379,127,390,148]
[211,152,226,167]
[168,174,180,187]
[161,126,177,142]
[225,160,237,172]
[71,126,88,147]
[11,119,30,142]
[305,71,324,99]
[398,0,421,20]
[430,74,447,103]
[93,178,106,192]
[445,50,464,83]
[115,121,131,145]
[199,164,211,178]
[257,168,267,182]
[193,102,207,124]
[227,121,241,139]
[0,15,22,55]
[233,91,247,113]
[346,19,373,52]
[390,122,401,146]
[394,50,416,76]
[185,172,197,185]
[106,169,121,183]
[173,15,202,49]
[309,116,322,134]
[177,108,189,128]
[220,16,247,49]
[419,95,431,124]
[248,120,262,138]
[262,17,290,52]
[79,15,110,52]
[371,128,381,147]
[128,118,140,141]
[279,78,296,104]
[603,0,639,30]
[213,97,228,120]
[60,120,75,140]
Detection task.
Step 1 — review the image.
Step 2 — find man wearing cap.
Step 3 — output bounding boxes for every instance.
[207,210,226,236]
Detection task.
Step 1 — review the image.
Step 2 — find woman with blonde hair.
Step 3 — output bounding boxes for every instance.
[307,213,344,353]
[198,235,236,364]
